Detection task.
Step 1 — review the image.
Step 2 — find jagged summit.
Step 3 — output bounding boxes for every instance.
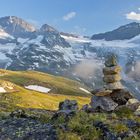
[0,16,36,38]
[40,24,58,33]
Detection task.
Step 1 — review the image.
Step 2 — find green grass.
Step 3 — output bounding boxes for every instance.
[0,69,90,112]
[0,69,91,96]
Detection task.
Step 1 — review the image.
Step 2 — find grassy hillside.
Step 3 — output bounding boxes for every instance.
[0,69,90,112]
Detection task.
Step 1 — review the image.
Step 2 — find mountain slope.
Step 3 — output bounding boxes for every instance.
[0,16,36,38]
[0,69,90,112]
[91,22,140,41]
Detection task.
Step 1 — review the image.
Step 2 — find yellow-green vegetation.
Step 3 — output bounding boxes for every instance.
[53,111,140,140]
[110,123,128,134]
[58,131,81,140]
[0,69,91,96]
[65,111,102,139]
[115,106,134,118]
[0,69,90,112]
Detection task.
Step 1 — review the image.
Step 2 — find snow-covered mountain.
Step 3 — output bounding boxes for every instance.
[91,22,140,41]
[0,16,140,99]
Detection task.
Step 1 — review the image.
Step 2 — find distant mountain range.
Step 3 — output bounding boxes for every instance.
[91,22,140,41]
[0,16,140,99]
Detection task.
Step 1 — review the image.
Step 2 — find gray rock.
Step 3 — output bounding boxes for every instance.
[90,96,118,111]
[110,89,134,105]
[134,105,140,116]
[104,82,124,90]
[105,54,118,67]
[0,118,57,140]
[59,99,78,112]
[126,98,139,105]
[81,104,89,111]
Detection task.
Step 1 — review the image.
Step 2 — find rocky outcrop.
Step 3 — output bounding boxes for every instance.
[0,118,57,140]
[90,96,118,111]
[59,99,78,111]
[0,16,36,38]
[90,55,136,112]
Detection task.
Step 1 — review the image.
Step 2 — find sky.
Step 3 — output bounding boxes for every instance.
[0,0,140,36]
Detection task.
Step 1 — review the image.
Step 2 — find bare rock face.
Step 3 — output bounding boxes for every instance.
[90,96,118,112]
[103,74,121,83]
[103,66,121,75]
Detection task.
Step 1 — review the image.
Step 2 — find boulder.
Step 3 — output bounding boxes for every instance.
[135,105,140,116]
[59,99,78,112]
[91,88,112,96]
[103,66,121,75]
[104,82,124,90]
[81,104,89,111]
[90,96,118,112]
[126,98,139,105]
[110,89,134,105]
[115,102,140,115]
[103,74,121,83]
[10,109,27,118]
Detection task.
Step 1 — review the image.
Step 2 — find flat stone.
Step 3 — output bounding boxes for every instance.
[90,96,118,112]
[103,66,121,75]
[105,55,117,67]
[103,74,121,83]
[94,89,112,96]
[104,82,124,90]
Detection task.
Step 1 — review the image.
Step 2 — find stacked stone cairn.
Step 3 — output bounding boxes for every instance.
[90,54,140,112]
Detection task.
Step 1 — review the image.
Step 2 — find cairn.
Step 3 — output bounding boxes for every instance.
[103,55,124,91]
[90,54,134,112]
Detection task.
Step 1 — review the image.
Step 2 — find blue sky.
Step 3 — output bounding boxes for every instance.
[0,0,140,35]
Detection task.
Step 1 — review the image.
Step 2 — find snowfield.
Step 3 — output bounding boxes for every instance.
[79,87,91,94]
[25,85,51,93]
[0,87,6,93]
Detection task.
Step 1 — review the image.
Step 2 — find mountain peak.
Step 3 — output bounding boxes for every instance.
[40,24,58,33]
[0,16,36,38]
[91,22,140,41]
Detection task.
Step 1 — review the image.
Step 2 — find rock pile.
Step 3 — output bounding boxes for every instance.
[103,55,123,90]
[90,54,137,112]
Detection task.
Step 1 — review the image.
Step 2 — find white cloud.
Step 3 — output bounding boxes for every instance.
[126,11,140,21]
[63,12,76,21]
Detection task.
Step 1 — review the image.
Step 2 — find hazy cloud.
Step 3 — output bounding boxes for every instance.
[73,59,102,79]
[126,11,140,21]
[127,61,140,80]
[63,12,76,21]
[26,19,40,28]
[73,26,86,35]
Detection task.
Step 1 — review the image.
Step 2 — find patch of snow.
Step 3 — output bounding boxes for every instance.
[25,85,51,93]
[61,35,90,43]
[17,38,29,43]
[79,87,91,94]
[28,35,44,44]
[0,28,14,39]
[0,87,6,93]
